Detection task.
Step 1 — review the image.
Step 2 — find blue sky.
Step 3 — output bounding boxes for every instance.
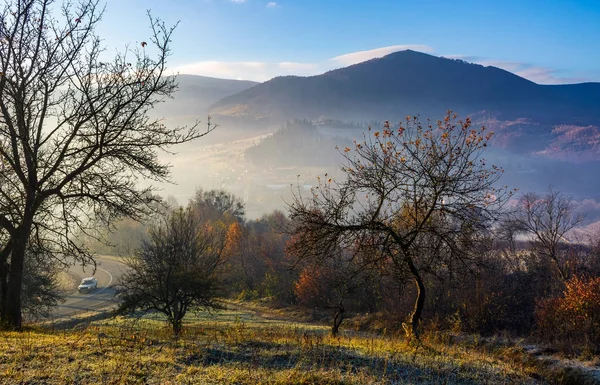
[98,0,600,83]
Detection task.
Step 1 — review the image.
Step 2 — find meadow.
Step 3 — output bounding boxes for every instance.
[2,302,595,384]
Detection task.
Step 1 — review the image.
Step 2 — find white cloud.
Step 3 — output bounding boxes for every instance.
[442,55,591,84]
[230,0,246,3]
[172,60,321,82]
[173,45,595,84]
[173,45,433,81]
[512,66,590,85]
[266,2,277,7]
[173,61,270,80]
[328,45,434,67]
[478,60,592,84]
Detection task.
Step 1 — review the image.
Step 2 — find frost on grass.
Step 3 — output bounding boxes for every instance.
[0,307,544,384]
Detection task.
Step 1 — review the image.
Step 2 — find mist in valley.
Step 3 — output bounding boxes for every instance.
[150,79,600,230]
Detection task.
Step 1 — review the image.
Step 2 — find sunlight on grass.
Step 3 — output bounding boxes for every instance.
[0,305,545,384]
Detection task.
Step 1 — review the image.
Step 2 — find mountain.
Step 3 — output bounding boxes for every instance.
[210,50,600,126]
[152,75,258,119]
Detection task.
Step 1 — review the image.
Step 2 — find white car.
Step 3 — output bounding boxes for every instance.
[78,277,98,293]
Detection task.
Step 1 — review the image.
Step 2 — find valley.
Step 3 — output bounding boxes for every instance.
[1,2,599,383]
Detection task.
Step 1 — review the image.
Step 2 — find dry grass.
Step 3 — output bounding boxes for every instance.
[0,305,553,384]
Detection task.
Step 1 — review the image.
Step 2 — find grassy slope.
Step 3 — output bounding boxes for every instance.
[0,304,566,384]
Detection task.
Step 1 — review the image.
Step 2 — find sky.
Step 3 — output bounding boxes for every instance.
[96,0,600,84]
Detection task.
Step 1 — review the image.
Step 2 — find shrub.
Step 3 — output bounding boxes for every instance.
[535,275,600,352]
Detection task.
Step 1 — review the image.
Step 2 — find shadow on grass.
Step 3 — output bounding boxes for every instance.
[177,336,548,384]
[42,309,117,331]
[181,340,497,384]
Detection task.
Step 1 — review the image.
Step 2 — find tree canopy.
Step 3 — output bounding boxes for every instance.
[118,207,227,337]
[0,0,213,327]
[288,112,511,338]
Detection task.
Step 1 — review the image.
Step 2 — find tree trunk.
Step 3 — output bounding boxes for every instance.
[2,200,34,329]
[551,254,568,282]
[0,259,7,319]
[405,259,426,339]
[3,234,27,328]
[171,299,185,338]
[0,242,13,320]
[331,304,344,337]
[172,318,182,338]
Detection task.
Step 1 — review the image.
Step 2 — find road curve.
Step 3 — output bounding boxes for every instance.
[51,255,126,319]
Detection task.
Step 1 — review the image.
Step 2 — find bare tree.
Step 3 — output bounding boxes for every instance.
[288,112,510,338]
[0,0,214,328]
[118,207,226,337]
[495,217,528,255]
[293,246,381,337]
[514,188,584,280]
[191,188,245,222]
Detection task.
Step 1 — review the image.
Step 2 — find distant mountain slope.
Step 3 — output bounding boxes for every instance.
[153,75,258,119]
[210,50,600,125]
[245,119,353,167]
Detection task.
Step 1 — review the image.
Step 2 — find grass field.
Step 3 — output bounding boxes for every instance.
[0,303,595,384]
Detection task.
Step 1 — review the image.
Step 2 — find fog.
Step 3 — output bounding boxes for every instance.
[144,75,600,225]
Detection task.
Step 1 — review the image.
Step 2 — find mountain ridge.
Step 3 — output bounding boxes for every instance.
[209,50,600,125]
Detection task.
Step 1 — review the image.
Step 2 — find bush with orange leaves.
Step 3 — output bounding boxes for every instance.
[535,275,600,352]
